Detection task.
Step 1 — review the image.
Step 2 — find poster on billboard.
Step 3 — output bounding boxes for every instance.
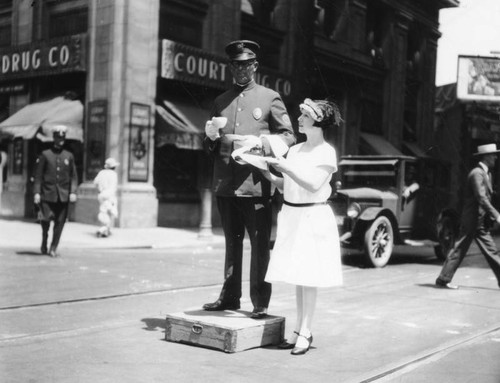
[457,55,500,102]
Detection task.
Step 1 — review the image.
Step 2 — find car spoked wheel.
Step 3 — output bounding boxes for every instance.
[364,216,394,267]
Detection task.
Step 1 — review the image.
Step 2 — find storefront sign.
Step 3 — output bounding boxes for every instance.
[85,100,107,181]
[0,83,26,94]
[457,55,500,102]
[160,39,292,97]
[128,103,151,182]
[0,34,86,81]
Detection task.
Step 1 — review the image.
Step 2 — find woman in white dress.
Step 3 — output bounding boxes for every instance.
[262,98,343,355]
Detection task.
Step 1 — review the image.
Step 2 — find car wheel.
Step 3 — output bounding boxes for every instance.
[434,216,455,261]
[363,216,394,268]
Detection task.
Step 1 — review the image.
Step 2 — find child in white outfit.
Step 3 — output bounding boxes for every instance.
[93,158,119,237]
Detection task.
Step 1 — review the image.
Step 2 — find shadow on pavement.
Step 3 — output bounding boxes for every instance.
[416,283,444,289]
[141,318,166,332]
[388,253,441,266]
[16,251,45,256]
[340,248,440,268]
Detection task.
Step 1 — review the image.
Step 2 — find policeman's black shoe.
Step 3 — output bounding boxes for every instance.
[277,331,299,349]
[202,299,240,311]
[250,307,268,319]
[435,278,458,289]
[41,244,48,255]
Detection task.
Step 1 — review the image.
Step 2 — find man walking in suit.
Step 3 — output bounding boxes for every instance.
[34,125,78,257]
[436,143,500,289]
[203,40,295,318]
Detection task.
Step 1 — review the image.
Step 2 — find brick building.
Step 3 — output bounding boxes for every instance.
[0,0,458,229]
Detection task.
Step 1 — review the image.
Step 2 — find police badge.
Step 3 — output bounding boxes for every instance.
[252,108,262,120]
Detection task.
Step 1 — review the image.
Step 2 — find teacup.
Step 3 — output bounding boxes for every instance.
[212,116,228,129]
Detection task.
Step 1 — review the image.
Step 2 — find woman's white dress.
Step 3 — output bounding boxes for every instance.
[265,142,343,287]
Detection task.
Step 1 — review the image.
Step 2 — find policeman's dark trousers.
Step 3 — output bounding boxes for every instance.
[438,225,500,285]
[216,196,272,309]
[40,201,69,251]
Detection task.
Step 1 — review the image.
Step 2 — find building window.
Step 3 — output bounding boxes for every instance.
[365,0,390,68]
[45,0,88,38]
[159,0,207,48]
[314,0,347,40]
[0,0,12,47]
[242,0,277,26]
[406,23,424,80]
[404,23,424,142]
[241,0,284,70]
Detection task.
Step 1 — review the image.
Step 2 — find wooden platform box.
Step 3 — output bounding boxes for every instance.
[165,310,285,353]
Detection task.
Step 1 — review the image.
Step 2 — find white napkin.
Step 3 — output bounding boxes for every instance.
[231,134,289,170]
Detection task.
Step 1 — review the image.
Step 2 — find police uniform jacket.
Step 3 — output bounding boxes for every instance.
[205,81,295,197]
[33,147,78,203]
[460,165,500,233]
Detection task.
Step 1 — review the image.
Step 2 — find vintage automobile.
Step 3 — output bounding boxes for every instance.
[330,155,459,267]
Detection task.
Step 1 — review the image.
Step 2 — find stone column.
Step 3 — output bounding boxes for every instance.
[1,0,34,217]
[382,10,412,147]
[418,31,440,150]
[75,0,160,227]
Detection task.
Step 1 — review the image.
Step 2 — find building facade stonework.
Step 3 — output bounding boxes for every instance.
[0,0,458,228]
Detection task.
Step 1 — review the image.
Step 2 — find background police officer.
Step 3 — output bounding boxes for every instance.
[33,125,78,257]
[203,40,295,318]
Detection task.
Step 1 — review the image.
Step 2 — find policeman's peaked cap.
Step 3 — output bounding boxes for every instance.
[225,40,260,61]
[52,125,67,137]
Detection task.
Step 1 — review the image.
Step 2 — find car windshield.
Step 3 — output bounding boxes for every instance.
[339,160,398,189]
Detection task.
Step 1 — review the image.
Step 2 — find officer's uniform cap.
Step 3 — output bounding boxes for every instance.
[52,125,67,137]
[225,40,260,61]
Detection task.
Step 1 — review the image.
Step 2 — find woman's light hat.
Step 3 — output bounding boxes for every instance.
[299,98,324,122]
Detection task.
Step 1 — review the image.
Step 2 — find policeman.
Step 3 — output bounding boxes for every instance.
[33,125,78,257]
[203,40,295,318]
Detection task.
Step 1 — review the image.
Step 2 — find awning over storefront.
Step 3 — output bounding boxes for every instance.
[403,141,429,158]
[360,133,403,156]
[155,99,210,150]
[0,96,84,141]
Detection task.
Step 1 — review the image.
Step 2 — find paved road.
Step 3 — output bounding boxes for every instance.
[1,235,500,382]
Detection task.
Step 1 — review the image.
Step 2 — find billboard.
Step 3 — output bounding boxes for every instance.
[457,55,500,102]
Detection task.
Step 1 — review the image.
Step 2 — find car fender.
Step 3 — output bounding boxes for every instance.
[353,207,400,243]
[358,207,389,221]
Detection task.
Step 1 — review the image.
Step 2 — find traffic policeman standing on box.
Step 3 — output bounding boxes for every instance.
[203,40,295,318]
[34,125,78,258]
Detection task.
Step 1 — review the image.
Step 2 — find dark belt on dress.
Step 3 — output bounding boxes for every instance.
[283,200,328,207]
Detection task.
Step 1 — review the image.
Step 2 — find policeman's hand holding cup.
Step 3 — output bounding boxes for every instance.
[205,117,228,141]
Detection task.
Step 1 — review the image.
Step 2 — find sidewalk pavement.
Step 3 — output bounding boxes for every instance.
[0,217,227,250]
